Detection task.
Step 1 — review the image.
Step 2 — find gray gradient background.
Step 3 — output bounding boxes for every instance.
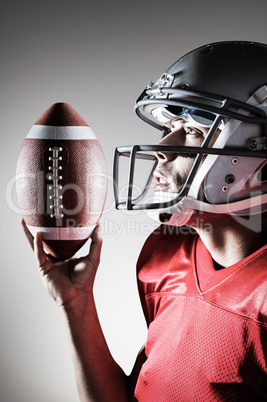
[1,1,267,400]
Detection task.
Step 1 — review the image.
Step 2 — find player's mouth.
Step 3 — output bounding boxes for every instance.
[153,172,171,191]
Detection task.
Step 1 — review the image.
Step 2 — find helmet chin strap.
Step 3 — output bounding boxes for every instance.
[161,205,194,226]
[146,192,194,227]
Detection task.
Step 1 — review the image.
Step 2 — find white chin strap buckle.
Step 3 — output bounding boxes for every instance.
[146,192,194,227]
[162,207,194,227]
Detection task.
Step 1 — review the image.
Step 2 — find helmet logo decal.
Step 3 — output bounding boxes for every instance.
[155,73,174,88]
[148,73,174,99]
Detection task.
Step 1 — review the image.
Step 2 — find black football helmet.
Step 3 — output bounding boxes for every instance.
[113,41,267,226]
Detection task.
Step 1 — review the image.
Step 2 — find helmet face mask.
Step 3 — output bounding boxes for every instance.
[113,41,267,226]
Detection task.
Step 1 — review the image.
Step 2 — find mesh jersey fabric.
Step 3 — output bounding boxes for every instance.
[134,225,267,401]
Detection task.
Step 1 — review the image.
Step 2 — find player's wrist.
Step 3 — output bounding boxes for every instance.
[59,289,95,319]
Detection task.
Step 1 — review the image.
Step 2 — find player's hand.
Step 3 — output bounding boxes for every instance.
[22,219,103,307]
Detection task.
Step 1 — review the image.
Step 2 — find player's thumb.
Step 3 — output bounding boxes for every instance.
[86,224,103,268]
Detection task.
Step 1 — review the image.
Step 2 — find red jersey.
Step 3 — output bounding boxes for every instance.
[134,226,267,401]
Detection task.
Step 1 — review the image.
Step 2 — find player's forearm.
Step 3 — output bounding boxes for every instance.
[60,293,129,402]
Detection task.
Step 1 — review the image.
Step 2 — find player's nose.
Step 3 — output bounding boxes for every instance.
[155,130,180,162]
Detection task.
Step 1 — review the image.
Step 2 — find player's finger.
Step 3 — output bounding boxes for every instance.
[34,232,47,268]
[21,219,34,250]
[85,224,103,268]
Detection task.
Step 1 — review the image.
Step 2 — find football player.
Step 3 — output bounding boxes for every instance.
[24,41,267,401]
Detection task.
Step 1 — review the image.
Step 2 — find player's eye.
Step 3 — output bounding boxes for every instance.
[184,126,203,137]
